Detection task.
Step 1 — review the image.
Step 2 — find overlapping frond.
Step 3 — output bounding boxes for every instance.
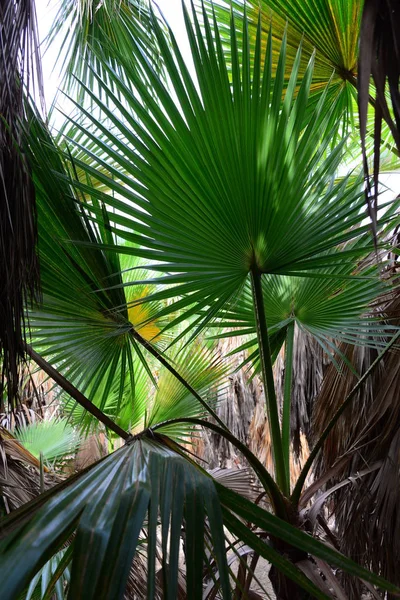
[0,438,232,600]
[22,112,182,425]
[204,0,362,128]
[66,338,228,443]
[1,433,398,599]
[13,419,81,463]
[212,253,393,373]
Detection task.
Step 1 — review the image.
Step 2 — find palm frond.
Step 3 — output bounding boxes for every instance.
[2,432,398,599]
[25,111,156,421]
[212,250,393,372]
[205,0,362,126]
[0,437,232,600]
[46,0,163,102]
[206,0,400,232]
[13,419,82,463]
[60,2,386,344]
[67,337,229,442]
[24,549,71,600]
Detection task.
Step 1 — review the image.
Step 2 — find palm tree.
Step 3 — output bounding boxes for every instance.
[0,2,400,599]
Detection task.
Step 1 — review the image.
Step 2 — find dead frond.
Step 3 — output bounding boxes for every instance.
[312,289,400,596]
[0,0,43,407]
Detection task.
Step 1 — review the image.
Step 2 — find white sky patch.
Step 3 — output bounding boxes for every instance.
[36,1,62,110]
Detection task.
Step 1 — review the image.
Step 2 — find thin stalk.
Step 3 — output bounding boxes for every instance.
[282,320,295,491]
[131,329,229,431]
[250,270,288,495]
[24,343,130,440]
[291,328,400,505]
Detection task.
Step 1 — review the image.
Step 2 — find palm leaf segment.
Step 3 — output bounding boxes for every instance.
[67,3,378,336]
[0,439,233,600]
[47,0,161,99]
[67,339,228,441]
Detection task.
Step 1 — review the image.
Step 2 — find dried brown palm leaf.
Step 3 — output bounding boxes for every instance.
[274,326,329,458]
[312,289,400,597]
[0,0,43,407]
[124,551,161,599]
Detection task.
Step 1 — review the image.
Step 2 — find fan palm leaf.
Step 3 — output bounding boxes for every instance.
[212,247,396,372]
[67,337,228,443]
[25,112,168,419]
[13,419,82,463]
[60,3,385,343]
[204,0,361,129]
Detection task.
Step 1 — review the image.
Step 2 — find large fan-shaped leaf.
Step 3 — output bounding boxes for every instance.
[26,113,151,418]
[0,437,231,600]
[208,0,362,122]
[67,338,228,441]
[212,252,395,371]
[61,3,383,340]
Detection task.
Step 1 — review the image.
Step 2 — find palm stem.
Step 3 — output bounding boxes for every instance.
[282,320,295,491]
[250,270,288,495]
[24,344,130,440]
[130,329,229,431]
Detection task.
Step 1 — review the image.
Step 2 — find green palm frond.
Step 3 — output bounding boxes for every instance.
[46,0,163,101]
[24,549,70,600]
[67,338,228,442]
[0,438,233,600]
[26,112,148,419]
[60,3,385,344]
[1,434,398,599]
[212,252,396,371]
[206,0,400,165]
[14,419,81,463]
[121,255,171,345]
[204,0,362,127]
[147,341,229,440]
